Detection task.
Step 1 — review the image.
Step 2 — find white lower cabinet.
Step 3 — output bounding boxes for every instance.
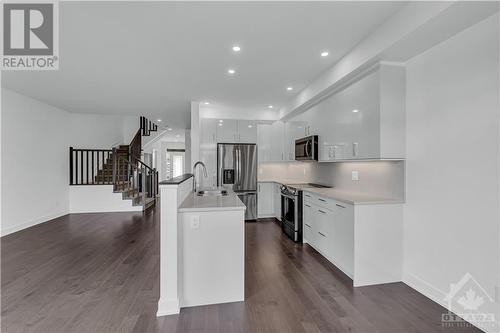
[257,182,274,217]
[303,202,315,244]
[302,191,403,287]
[303,194,354,278]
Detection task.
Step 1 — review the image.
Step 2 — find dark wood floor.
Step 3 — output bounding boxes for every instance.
[1,209,480,333]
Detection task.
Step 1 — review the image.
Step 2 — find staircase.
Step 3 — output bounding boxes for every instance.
[69,117,160,211]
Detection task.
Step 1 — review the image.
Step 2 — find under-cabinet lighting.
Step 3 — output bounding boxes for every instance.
[321,51,329,57]
[232,45,241,52]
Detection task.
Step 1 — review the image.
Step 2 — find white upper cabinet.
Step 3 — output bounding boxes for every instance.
[284,121,307,161]
[217,119,238,143]
[214,119,257,143]
[199,118,217,187]
[200,118,217,148]
[270,121,285,161]
[296,63,405,161]
[257,123,272,162]
[216,119,238,143]
[237,120,257,143]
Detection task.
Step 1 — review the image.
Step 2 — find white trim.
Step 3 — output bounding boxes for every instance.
[403,272,500,333]
[1,210,68,237]
[156,297,180,316]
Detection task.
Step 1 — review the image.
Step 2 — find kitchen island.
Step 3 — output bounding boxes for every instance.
[157,175,246,316]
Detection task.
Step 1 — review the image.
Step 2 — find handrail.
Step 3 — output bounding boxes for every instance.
[113,149,159,201]
[69,147,113,185]
[131,156,155,172]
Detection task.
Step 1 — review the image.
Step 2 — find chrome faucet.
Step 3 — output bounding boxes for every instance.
[192,161,208,192]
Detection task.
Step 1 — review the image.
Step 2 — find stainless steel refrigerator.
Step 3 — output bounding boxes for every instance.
[217,143,257,220]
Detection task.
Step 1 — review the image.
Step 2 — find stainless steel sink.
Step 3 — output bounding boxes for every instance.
[197,189,228,197]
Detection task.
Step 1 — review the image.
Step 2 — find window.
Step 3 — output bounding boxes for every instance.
[165,149,185,180]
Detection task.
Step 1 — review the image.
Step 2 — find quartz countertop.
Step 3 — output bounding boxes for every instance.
[178,189,247,213]
[258,178,404,205]
[302,188,404,205]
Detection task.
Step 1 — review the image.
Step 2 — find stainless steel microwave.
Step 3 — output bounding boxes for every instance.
[295,135,318,161]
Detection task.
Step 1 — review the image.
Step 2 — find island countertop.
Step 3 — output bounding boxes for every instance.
[178,190,247,213]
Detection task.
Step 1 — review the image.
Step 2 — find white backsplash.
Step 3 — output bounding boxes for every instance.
[259,161,405,200]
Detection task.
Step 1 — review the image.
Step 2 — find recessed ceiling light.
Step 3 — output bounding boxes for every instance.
[232,45,241,52]
[321,51,329,57]
[219,119,223,123]
[287,87,293,91]
[167,127,172,131]
[218,123,223,126]
[248,125,252,128]
[157,119,162,122]
[268,105,273,109]
[352,109,359,113]
[203,101,210,105]
[227,69,236,75]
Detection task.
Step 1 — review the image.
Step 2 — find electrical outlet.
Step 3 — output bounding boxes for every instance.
[495,285,500,303]
[190,215,200,229]
[351,171,359,181]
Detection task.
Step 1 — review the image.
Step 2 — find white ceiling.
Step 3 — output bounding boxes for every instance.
[2,1,405,129]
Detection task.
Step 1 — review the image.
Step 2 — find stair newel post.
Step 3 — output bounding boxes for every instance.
[142,165,147,205]
[69,147,74,185]
[112,148,117,191]
[153,168,157,197]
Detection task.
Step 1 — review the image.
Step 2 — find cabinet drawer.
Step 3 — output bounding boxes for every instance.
[303,191,352,212]
[313,206,333,256]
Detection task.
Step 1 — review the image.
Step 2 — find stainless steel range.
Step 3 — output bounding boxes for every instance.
[280,183,331,242]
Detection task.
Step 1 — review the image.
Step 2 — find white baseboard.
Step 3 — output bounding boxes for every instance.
[156,297,180,317]
[403,272,500,333]
[1,210,69,237]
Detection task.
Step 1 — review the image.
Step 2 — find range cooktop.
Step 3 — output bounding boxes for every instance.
[284,183,331,190]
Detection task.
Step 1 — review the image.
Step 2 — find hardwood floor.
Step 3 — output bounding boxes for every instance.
[2,210,480,333]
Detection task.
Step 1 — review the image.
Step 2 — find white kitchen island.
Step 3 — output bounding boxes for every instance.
[157,174,245,316]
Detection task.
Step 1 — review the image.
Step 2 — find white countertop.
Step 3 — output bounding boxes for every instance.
[258,178,404,205]
[302,187,404,205]
[178,189,247,213]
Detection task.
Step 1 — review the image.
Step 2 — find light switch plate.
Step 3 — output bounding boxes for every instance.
[352,171,359,181]
[190,215,200,229]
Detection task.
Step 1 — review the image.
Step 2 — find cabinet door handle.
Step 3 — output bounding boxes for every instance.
[318,231,326,237]
[305,194,311,197]
[353,142,358,157]
[305,204,311,207]
[318,209,326,214]
[336,203,346,209]
[318,198,326,202]
[305,223,311,228]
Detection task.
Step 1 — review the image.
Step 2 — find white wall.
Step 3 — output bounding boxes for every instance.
[69,113,134,149]
[1,89,70,236]
[1,89,143,235]
[258,160,405,200]
[403,13,499,323]
[69,186,141,213]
